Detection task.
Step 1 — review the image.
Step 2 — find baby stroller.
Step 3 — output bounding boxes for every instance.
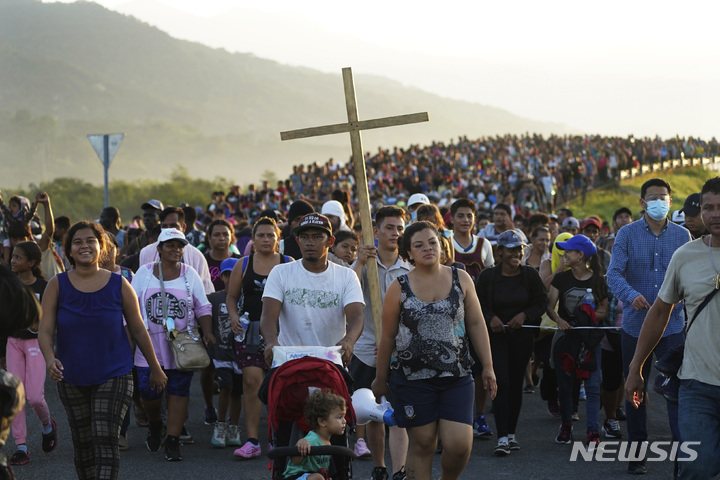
[265,353,356,480]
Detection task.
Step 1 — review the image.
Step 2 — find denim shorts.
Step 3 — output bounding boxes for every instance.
[389,370,474,428]
[136,366,193,400]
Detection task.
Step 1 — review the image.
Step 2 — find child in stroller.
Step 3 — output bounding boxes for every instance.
[283,391,347,480]
[265,354,356,480]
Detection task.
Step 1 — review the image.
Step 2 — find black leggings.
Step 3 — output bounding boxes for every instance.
[490,329,534,438]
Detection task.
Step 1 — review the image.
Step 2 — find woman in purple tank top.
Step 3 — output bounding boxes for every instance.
[38,221,167,480]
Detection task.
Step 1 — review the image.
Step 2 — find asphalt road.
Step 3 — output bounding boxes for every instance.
[11,372,677,480]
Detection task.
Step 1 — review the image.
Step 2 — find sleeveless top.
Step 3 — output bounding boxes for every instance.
[241,254,288,322]
[453,236,486,283]
[56,272,133,386]
[393,267,473,380]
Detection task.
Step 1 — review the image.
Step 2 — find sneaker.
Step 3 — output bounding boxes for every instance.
[371,466,389,480]
[233,441,261,459]
[41,419,58,453]
[572,411,580,421]
[653,373,680,403]
[473,414,493,437]
[146,422,164,452]
[353,438,371,458]
[508,437,520,450]
[392,466,407,480]
[211,422,227,448]
[204,405,218,425]
[616,406,626,421]
[118,433,129,451]
[547,400,560,418]
[584,431,600,451]
[179,425,194,445]
[579,384,587,401]
[494,439,510,456]
[165,435,182,461]
[226,424,242,446]
[601,419,622,439]
[8,450,29,466]
[555,421,573,444]
[523,385,535,394]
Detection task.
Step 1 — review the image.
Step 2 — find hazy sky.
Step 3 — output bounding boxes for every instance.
[48,0,719,138]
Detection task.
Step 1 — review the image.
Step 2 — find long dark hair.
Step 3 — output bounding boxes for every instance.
[398,221,440,265]
[14,241,44,280]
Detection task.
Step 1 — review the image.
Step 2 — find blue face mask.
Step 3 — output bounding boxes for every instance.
[645,199,670,221]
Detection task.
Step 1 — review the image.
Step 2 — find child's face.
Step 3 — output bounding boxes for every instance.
[221,272,232,289]
[322,407,347,436]
[9,200,20,215]
[10,247,32,274]
[333,239,357,264]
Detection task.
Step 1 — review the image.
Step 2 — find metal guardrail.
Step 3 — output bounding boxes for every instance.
[619,156,720,180]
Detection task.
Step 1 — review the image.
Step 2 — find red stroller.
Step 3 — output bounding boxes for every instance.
[266,356,357,480]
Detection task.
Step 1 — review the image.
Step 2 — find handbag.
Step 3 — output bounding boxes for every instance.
[159,262,210,372]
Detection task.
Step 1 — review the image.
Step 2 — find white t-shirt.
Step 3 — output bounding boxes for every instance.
[262,260,364,347]
[658,237,720,386]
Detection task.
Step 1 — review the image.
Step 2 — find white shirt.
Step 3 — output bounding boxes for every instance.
[138,242,214,294]
[263,260,364,347]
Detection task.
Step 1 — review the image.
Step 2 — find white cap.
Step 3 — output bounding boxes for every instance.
[408,193,430,207]
[157,228,188,245]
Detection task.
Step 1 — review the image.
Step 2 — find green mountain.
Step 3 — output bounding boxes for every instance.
[0,0,572,187]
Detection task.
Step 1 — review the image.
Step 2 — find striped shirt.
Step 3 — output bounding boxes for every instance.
[606,216,691,337]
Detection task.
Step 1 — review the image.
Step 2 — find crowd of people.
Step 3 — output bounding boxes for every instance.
[1,132,720,480]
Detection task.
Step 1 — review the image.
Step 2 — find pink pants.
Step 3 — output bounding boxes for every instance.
[6,337,51,445]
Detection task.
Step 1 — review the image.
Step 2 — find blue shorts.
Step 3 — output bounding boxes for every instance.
[389,370,474,428]
[136,367,194,400]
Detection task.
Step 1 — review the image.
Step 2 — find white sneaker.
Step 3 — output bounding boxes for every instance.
[226,424,241,446]
[211,422,227,448]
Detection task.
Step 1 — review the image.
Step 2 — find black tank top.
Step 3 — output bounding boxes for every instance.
[241,254,287,322]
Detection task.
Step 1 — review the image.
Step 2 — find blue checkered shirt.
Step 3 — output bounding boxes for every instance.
[606,216,692,337]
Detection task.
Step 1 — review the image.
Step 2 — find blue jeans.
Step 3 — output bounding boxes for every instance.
[678,379,720,479]
[621,330,684,443]
[556,345,601,434]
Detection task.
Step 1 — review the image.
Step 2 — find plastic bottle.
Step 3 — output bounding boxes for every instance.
[234,312,250,342]
[581,288,595,309]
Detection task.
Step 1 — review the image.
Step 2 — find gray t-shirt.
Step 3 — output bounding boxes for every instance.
[352,256,412,367]
[659,237,720,386]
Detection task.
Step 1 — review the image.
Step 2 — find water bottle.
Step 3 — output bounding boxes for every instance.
[234,312,250,342]
[581,288,595,309]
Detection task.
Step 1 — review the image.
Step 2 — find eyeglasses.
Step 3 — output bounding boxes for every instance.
[298,234,327,242]
[645,194,670,201]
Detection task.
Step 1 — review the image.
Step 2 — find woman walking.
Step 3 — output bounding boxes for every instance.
[372,221,496,480]
[39,221,167,480]
[226,217,292,458]
[132,228,214,461]
[476,230,547,455]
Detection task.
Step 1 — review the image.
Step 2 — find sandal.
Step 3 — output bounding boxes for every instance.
[135,411,149,427]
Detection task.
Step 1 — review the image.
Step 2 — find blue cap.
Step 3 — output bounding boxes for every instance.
[555,234,597,258]
[496,229,528,249]
[220,257,239,275]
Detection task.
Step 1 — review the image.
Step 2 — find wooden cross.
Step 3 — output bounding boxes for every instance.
[281,67,429,345]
